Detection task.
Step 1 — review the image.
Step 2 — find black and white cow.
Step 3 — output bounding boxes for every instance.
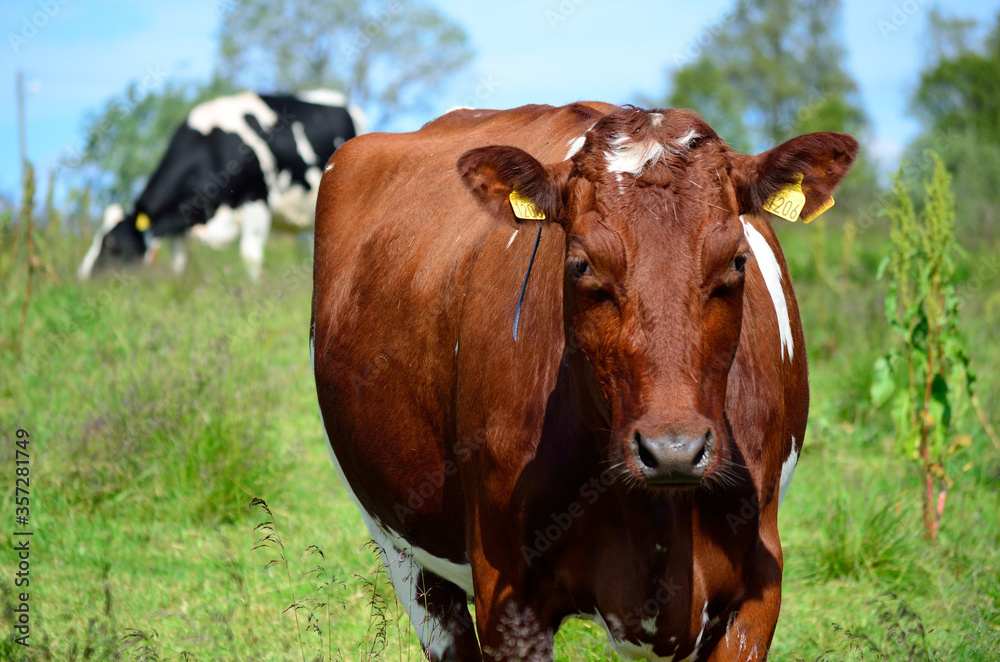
[79,89,363,280]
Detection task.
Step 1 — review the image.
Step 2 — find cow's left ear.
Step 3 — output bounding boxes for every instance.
[731,132,859,221]
[457,146,570,225]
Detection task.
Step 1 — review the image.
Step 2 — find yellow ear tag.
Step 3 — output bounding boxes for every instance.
[763,173,806,222]
[509,190,545,220]
[802,196,834,224]
[136,212,151,231]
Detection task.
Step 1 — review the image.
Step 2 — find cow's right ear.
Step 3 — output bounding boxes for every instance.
[457,146,569,224]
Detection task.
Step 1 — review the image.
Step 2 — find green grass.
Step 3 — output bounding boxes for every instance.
[1,211,999,660]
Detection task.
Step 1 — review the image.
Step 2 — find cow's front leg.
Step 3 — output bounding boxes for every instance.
[467,523,559,662]
[170,235,188,274]
[239,199,271,280]
[711,597,779,662]
[471,571,555,662]
[708,524,783,661]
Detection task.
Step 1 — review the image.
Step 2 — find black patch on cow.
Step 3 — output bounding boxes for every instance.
[135,127,268,236]
[259,95,357,167]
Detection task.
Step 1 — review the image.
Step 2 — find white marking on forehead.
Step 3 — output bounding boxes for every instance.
[650,112,664,126]
[677,129,701,149]
[505,229,519,250]
[778,438,799,508]
[605,134,666,176]
[740,215,794,361]
[297,89,347,106]
[564,135,586,160]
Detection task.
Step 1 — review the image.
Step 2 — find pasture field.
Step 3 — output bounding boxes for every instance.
[1,215,999,661]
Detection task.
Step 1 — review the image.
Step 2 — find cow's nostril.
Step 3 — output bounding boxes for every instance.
[634,431,658,470]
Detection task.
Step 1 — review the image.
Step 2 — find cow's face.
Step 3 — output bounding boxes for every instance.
[458,108,857,489]
[79,206,147,279]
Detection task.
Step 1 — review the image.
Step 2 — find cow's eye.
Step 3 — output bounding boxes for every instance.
[569,259,592,279]
[732,254,747,275]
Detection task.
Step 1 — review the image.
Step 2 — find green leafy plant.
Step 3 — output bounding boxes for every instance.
[871,150,974,540]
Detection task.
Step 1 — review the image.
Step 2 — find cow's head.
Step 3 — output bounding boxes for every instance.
[78,204,148,279]
[458,107,857,489]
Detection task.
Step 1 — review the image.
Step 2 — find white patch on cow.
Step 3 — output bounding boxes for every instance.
[740,216,793,361]
[778,437,799,508]
[191,205,240,249]
[324,163,334,173]
[78,204,126,279]
[239,200,271,281]
[642,615,659,636]
[650,112,664,127]
[677,129,701,149]
[296,89,348,107]
[170,236,187,274]
[565,135,586,160]
[187,92,280,190]
[291,121,319,165]
[605,134,666,176]
[588,611,676,661]
[269,169,319,230]
[311,338,463,657]
[505,229,518,250]
[678,601,710,662]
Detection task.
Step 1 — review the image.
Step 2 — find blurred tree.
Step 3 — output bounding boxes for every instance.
[649,0,868,150]
[217,0,473,129]
[909,10,1000,238]
[647,0,875,200]
[925,10,979,63]
[657,58,751,153]
[75,78,235,208]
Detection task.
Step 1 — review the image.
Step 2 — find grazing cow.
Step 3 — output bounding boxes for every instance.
[311,103,857,661]
[79,90,363,281]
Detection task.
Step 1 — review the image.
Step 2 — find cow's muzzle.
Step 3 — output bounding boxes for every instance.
[632,426,715,486]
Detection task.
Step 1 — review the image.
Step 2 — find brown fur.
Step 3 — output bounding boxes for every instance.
[312,103,857,661]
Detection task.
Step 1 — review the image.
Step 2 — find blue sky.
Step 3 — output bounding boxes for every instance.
[2,0,998,205]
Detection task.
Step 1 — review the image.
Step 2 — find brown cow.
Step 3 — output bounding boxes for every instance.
[311,103,857,661]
